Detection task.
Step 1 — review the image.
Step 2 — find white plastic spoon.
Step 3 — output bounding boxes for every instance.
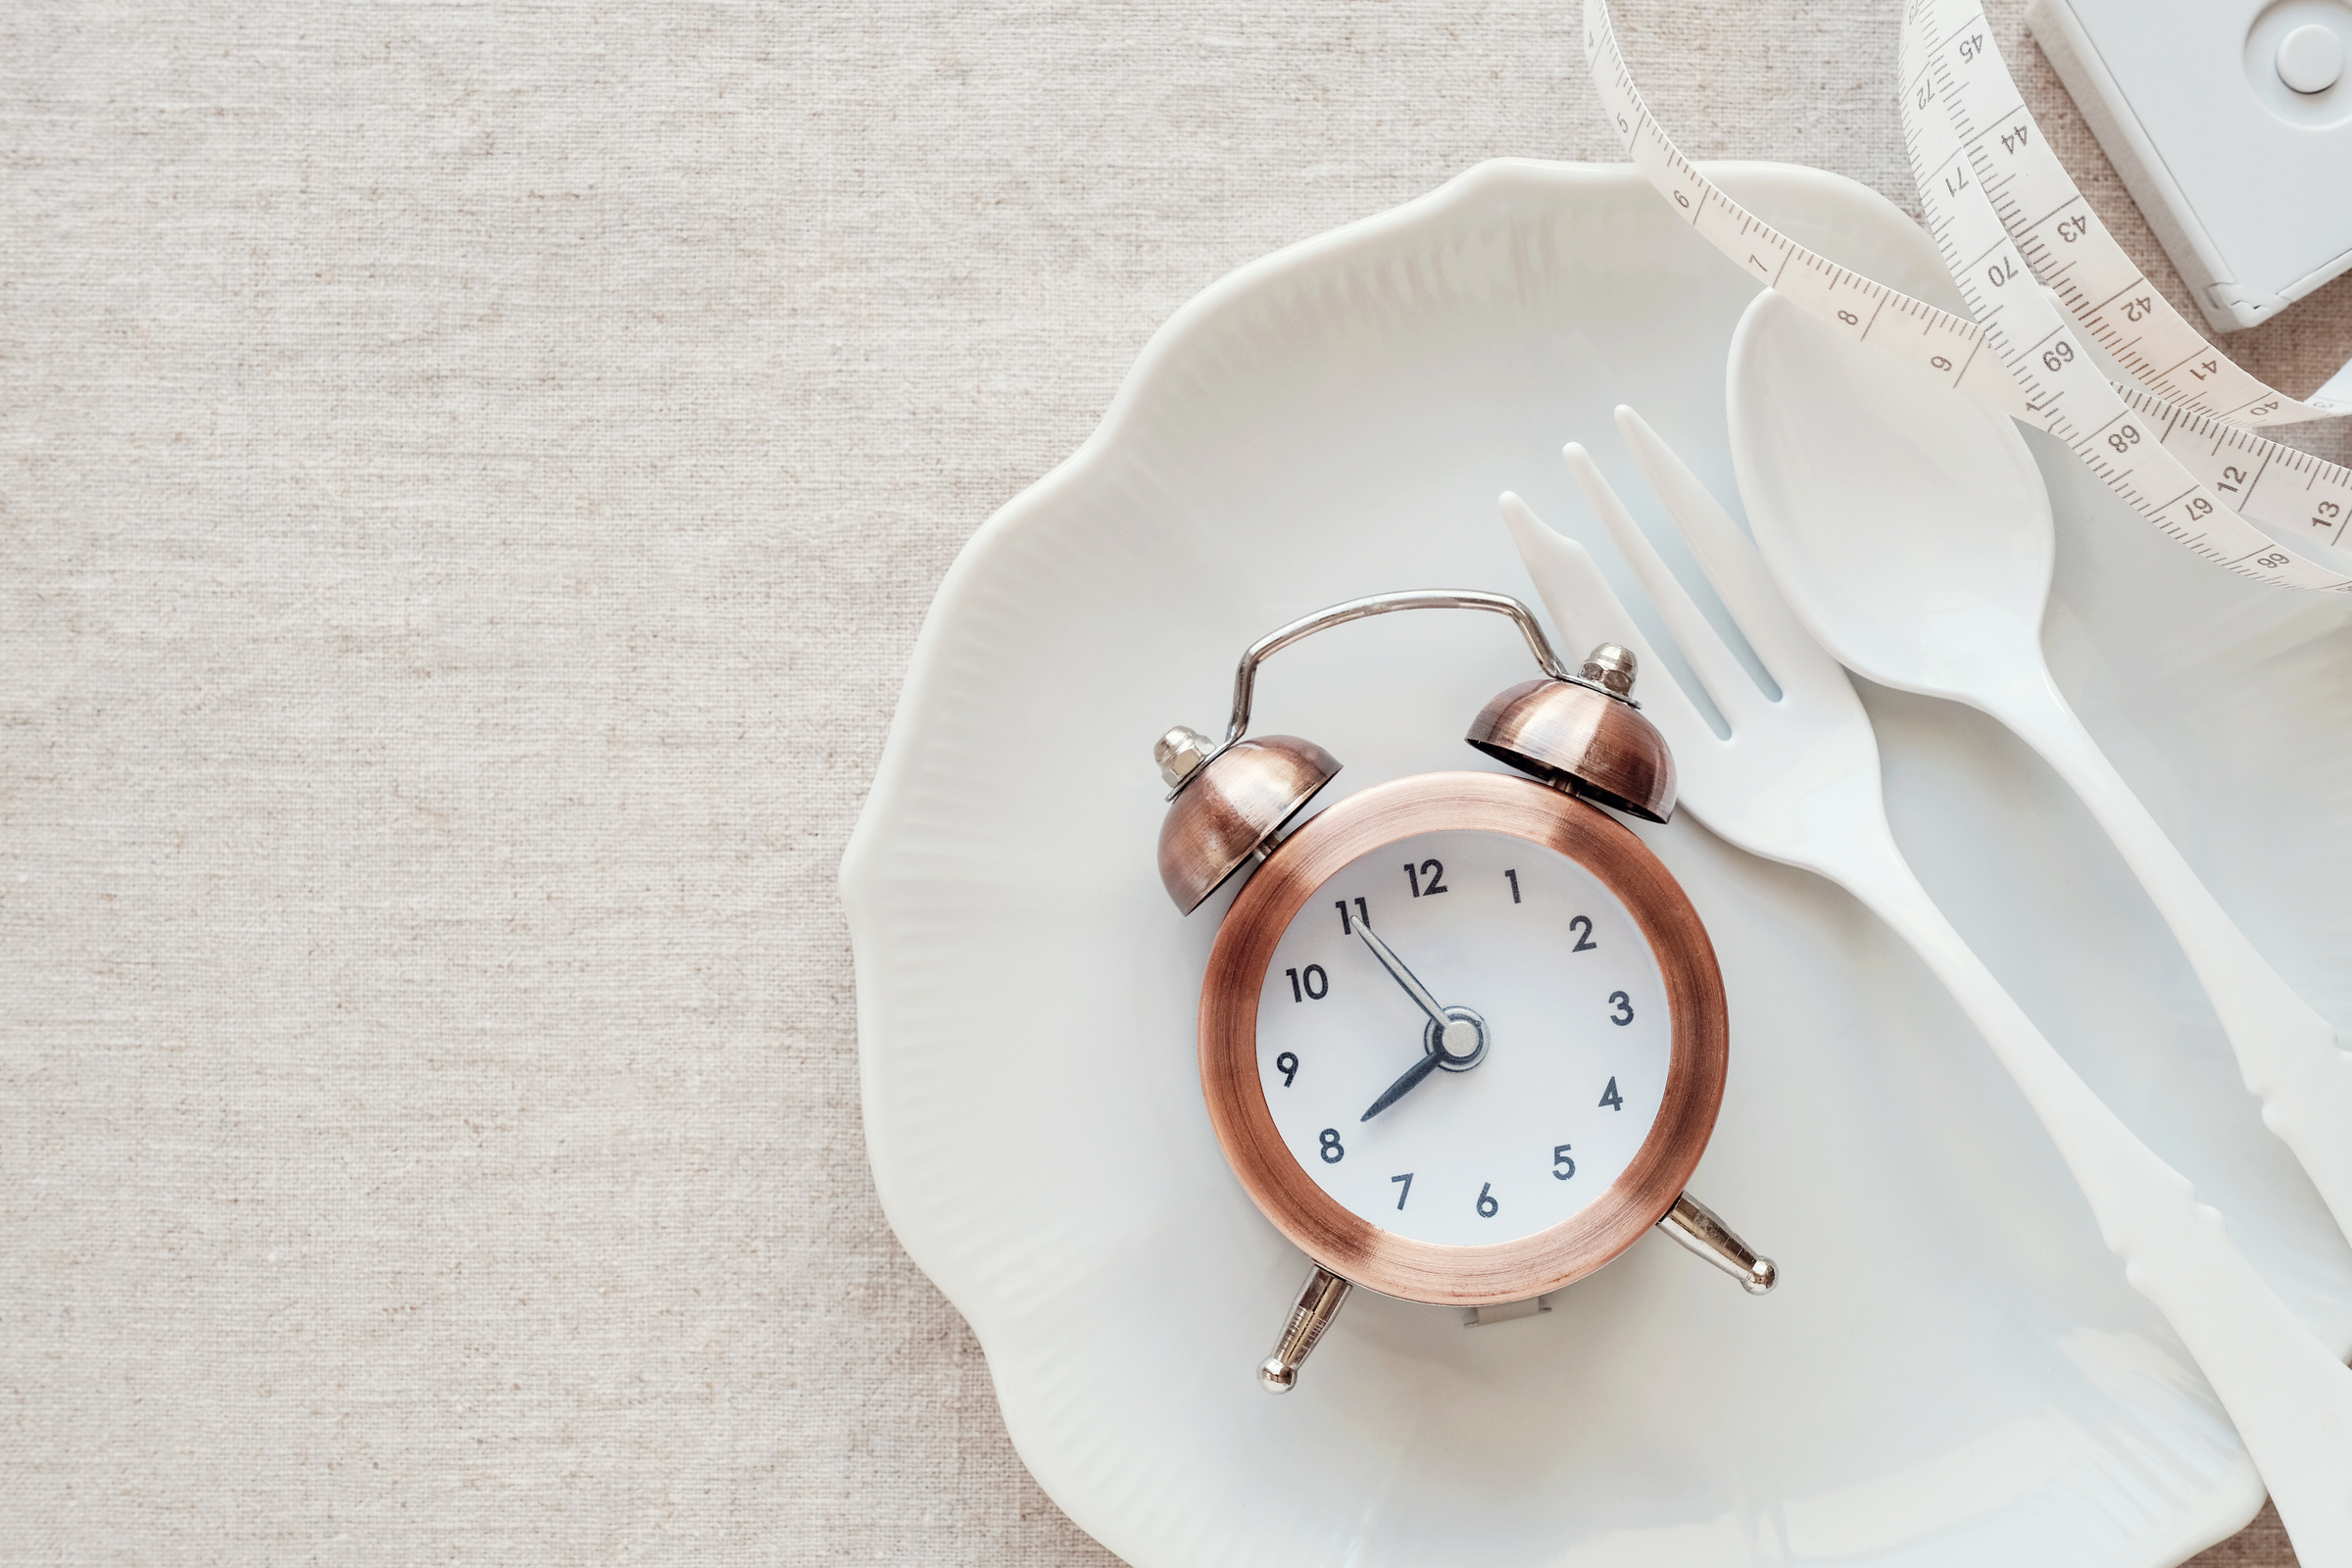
[1725,287,2352,1250]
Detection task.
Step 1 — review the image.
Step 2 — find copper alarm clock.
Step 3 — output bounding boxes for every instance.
[1152,591,1775,1393]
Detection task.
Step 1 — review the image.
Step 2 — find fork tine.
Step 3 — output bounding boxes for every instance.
[1613,406,1846,696]
[1498,491,1715,758]
[1563,442,1764,729]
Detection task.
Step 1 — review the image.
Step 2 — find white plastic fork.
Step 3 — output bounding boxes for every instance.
[1502,407,2352,1568]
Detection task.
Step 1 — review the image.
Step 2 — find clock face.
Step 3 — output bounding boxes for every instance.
[1254,826,1670,1248]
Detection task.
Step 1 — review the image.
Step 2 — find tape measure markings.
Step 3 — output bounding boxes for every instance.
[1587,28,2030,416]
[1899,0,2348,587]
[1913,3,2341,425]
[1581,0,2352,591]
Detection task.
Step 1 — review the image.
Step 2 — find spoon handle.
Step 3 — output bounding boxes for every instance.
[1826,825,2352,1568]
[1991,671,2352,1248]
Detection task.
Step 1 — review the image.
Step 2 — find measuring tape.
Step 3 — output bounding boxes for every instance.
[1583,0,2352,593]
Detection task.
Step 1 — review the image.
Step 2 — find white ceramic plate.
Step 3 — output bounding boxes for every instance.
[841,161,2352,1568]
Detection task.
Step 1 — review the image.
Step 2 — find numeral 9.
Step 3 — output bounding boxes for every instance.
[1275,1051,1299,1088]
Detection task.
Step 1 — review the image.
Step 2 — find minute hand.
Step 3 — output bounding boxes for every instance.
[1354,919,1446,1025]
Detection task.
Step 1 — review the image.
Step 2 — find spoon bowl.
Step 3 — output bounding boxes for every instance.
[1726,288,2054,701]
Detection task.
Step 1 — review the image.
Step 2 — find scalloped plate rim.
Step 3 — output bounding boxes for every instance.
[838,156,2299,1568]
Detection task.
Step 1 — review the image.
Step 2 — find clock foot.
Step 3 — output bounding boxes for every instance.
[1257,1264,1352,1393]
[1659,1191,1778,1296]
[1462,1296,1552,1327]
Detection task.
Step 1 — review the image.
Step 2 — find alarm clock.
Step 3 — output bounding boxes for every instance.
[1152,590,1775,1394]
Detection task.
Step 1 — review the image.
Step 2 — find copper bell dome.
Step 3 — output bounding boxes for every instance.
[1464,643,1676,822]
[1155,730,1341,913]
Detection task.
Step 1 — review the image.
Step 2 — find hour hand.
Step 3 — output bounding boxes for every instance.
[1360,1046,1443,1122]
[1353,918,1446,1025]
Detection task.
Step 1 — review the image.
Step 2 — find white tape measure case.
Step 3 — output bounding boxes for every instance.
[2028,0,2352,333]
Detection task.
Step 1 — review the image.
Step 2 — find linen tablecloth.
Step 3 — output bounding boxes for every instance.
[5,1,2342,1560]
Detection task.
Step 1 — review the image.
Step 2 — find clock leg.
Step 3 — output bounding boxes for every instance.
[1257,1264,1352,1393]
[1659,1191,1778,1296]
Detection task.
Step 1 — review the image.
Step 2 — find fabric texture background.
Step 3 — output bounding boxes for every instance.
[3,1,2342,1561]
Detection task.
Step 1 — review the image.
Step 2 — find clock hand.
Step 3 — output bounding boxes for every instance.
[1352,918,1446,1026]
[1360,1046,1444,1122]
[1351,917,1485,1121]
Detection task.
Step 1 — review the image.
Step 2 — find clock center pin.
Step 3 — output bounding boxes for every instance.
[1432,1008,1487,1070]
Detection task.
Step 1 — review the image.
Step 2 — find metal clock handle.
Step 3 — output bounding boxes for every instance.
[1219,590,1573,748]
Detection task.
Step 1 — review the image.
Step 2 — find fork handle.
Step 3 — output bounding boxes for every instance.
[1837,837,2352,1566]
[1988,670,2352,1249]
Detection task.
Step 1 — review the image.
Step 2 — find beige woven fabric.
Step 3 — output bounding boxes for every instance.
[1,1,2338,1561]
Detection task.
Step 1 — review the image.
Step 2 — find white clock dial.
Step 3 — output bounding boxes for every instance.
[1255,827,1670,1248]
